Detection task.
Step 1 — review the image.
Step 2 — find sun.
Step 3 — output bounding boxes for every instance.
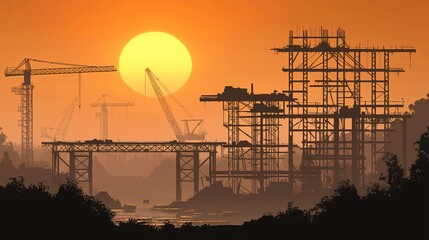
[119,32,192,97]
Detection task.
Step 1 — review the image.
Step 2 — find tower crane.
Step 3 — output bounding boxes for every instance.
[40,97,78,141]
[91,94,134,140]
[4,58,116,166]
[145,68,206,142]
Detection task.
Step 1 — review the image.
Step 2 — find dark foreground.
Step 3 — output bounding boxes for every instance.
[1,130,429,239]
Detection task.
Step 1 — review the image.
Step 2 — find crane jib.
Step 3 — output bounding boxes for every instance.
[4,66,117,77]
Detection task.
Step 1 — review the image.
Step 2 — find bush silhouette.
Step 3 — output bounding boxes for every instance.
[1,128,428,239]
[0,177,115,238]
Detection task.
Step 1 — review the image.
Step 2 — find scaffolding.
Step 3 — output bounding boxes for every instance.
[272,28,415,190]
[201,85,293,194]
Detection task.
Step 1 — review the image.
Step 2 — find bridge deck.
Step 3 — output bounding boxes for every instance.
[41,141,225,153]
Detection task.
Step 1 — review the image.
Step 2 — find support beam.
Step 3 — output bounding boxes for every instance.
[193,151,199,195]
[333,113,340,184]
[176,153,182,202]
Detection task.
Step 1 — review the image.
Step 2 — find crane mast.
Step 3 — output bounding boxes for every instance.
[91,94,134,140]
[145,68,185,141]
[4,58,116,166]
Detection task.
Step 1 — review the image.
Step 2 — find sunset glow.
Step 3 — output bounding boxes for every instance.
[0,1,428,236]
[119,32,192,97]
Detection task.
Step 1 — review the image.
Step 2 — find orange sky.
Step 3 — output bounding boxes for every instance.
[0,0,428,147]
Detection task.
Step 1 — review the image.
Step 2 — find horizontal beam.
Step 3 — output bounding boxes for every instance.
[282,68,404,73]
[41,141,225,153]
[272,46,416,53]
[213,170,320,179]
[268,114,408,119]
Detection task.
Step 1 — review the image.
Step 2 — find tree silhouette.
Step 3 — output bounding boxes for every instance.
[1,128,429,239]
[0,177,116,239]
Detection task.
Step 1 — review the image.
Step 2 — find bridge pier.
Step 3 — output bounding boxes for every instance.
[175,151,200,202]
[69,151,93,195]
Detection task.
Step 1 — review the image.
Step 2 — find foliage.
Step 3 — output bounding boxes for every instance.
[0,177,115,238]
[1,128,429,239]
[243,128,429,238]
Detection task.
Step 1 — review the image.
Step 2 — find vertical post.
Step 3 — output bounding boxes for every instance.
[288,135,294,182]
[251,110,257,193]
[193,150,199,195]
[78,73,82,108]
[351,114,358,185]
[302,30,309,170]
[371,51,377,174]
[88,152,93,195]
[259,112,264,192]
[52,151,57,175]
[176,152,182,202]
[69,151,75,181]
[288,31,295,186]
[333,112,340,184]
[361,112,366,186]
[209,149,217,184]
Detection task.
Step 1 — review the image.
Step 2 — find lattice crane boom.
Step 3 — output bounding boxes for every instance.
[53,97,78,141]
[5,58,116,78]
[145,68,185,141]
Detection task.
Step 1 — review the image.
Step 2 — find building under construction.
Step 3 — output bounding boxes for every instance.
[201,86,293,194]
[202,28,415,194]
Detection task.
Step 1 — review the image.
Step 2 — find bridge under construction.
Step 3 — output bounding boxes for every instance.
[42,141,223,200]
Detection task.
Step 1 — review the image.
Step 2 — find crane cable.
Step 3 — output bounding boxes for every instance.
[157,77,193,119]
[151,72,195,119]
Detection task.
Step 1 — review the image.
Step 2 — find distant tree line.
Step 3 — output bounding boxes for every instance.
[1,129,428,239]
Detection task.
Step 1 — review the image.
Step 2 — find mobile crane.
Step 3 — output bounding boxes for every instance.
[145,68,205,142]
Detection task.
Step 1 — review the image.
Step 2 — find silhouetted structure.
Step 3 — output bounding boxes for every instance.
[201,85,304,194]
[4,127,429,238]
[4,58,117,166]
[146,68,206,141]
[42,141,223,199]
[91,94,134,140]
[40,97,78,141]
[200,28,415,195]
[271,28,414,191]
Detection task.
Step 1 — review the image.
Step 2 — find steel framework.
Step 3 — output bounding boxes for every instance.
[272,28,415,190]
[91,94,134,140]
[200,86,295,194]
[42,141,223,200]
[4,58,116,166]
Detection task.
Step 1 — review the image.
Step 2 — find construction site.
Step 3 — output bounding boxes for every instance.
[3,27,416,223]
